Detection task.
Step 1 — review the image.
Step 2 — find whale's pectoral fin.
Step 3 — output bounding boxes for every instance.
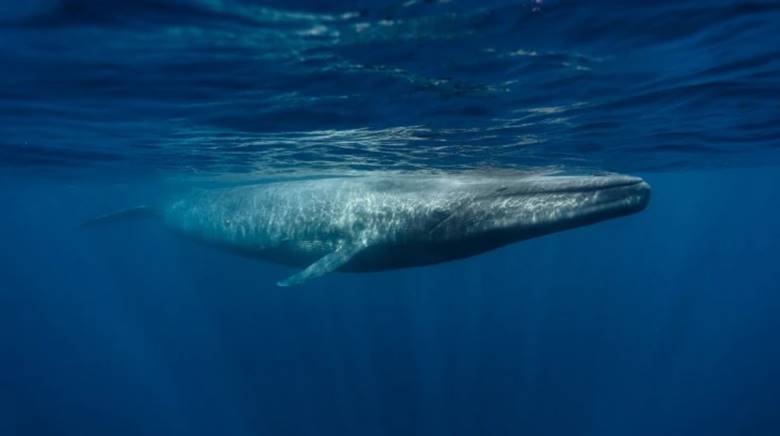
[277,241,365,287]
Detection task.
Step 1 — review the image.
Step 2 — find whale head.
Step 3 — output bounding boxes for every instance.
[445,173,651,245]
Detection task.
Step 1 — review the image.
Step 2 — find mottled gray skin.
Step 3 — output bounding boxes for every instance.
[160,172,650,285]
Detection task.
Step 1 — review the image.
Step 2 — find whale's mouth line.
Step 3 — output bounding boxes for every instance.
[603,179,644,189]
[578,179,642,193]
[591,179,647,194]
[519,178,646,195]
[593,180,651,212]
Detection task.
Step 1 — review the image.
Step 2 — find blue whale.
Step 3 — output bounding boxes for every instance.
[85,171,651,286]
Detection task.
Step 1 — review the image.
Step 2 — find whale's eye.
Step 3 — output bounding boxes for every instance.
[496,186,509,192]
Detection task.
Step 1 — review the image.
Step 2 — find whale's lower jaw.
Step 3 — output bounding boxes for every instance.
[341,213,645,273]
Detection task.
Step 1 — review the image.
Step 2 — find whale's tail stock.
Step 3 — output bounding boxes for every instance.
[80,205,158,228]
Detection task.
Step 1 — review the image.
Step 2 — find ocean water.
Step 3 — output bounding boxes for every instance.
[1,1,779,435]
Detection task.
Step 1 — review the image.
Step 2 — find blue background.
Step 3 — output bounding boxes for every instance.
[1,1,780,435]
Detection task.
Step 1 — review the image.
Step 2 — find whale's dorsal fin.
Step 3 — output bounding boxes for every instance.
[277,240,366,287]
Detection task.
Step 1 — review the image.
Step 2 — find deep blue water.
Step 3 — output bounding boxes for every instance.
[1,1,780,435]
